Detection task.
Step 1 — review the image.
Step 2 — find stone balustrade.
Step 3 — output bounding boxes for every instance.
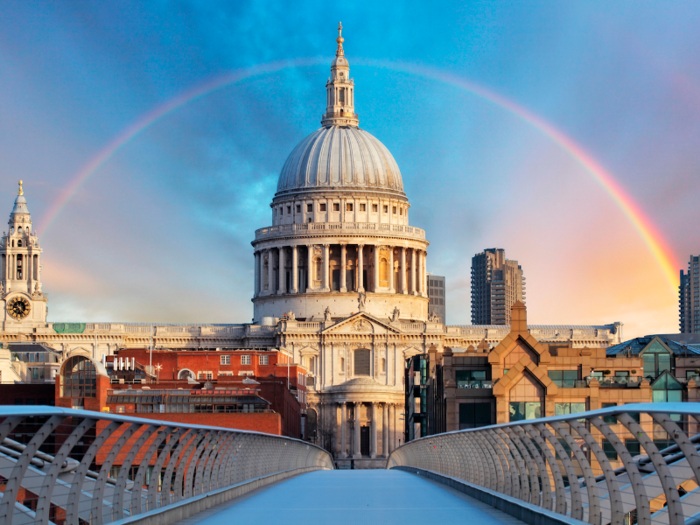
[255,221,426,241]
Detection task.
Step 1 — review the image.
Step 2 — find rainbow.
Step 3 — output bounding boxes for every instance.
[37,57,680,293]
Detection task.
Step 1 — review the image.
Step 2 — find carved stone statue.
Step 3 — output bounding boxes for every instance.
[358,291,366,311]
[324,306,332,322]
[0,282,4,296]
[391,306,400,322]
[428,311,440,322]
[286,310,296,321]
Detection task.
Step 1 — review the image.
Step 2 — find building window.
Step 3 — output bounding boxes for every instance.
[383,205,388,213]
[346,203,353,211]
[320,203,326,212]
[287,206,291,214]
[307,203,312,212]
[333,203,340,212]
[642,341,672,379]
[198,371,213,380]
[372,204,378,212]
[548,370,579,388]
[392,206,397,214]
[602,439,617,460]
[554,402,586,416]
[259,355,269,365]
[381,358,386,373]
[360,204,366,211]
[61,356,97,398]
[455,370,488,388]
[354,349,371,376]
[625,439,641,457]
[296,204,301,213]
[241,355,251,365]
[601,402,617,424]
[340,357,345,372]
[459,402,492,430]
[220,355,230,365]
[400,208,403,215]
[509,402,541,421]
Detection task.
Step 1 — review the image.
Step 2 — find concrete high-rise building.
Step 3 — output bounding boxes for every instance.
[471,248,525,325]
[680,255,700,333]
[428,276,446,323]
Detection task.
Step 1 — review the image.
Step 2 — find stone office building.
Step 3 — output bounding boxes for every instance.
[410,302,700,447]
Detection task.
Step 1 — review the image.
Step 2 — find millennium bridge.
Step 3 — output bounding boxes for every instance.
[1,404,699,525]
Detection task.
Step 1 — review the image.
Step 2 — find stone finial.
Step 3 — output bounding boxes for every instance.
[18,180,23,196]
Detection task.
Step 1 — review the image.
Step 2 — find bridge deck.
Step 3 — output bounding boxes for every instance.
[180,470,526,525]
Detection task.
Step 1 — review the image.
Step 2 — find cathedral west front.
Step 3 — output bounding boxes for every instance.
[0,26,623,467]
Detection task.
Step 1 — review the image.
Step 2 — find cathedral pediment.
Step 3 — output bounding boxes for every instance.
[320,312,402,335]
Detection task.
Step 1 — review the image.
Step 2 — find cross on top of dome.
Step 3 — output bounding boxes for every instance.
[336,22,344,56]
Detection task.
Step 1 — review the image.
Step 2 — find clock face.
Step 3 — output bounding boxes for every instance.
[7,296,31,320]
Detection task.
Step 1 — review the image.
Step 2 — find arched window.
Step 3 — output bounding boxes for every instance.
[61,356,97,398]
[178,369,194,380]
[17,240,21,247]
[354,349,371,376]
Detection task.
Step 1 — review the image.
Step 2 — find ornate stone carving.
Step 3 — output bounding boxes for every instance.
[352,319,371,332]
[391,307,400,322]
[358,290,366,311]
[324,306,332,322]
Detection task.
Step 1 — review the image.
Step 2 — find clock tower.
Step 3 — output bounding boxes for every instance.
[1,181,47,330]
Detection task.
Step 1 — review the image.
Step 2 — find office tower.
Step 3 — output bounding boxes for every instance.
[471,248,525,325]
[428,276,446,323]
[680,255,700,333]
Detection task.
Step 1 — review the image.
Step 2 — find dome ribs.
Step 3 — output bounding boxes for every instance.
[274,126,406,197]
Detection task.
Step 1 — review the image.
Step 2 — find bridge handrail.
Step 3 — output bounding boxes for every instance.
[388,403,700,525]
[0,406,333,525]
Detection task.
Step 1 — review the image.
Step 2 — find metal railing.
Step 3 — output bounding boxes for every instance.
[388,403,700,525]
[0,406,333,525]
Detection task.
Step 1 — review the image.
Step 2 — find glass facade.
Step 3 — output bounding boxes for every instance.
[642,341,672,379]
[61,356,97,398]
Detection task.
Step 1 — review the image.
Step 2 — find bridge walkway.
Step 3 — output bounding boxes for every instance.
[175,469,527,525]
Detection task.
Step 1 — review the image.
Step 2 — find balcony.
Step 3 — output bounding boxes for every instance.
[587,376,642,388]
[456,380,493,389]
[254,222,426,242]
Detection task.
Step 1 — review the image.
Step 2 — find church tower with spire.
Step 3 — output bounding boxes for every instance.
[1,181,47,330]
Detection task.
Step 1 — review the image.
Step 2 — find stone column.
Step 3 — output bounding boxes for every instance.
[341,402,347,458]
[423,251,428,297]
[370,402,377,458]
[358,244,364,292]
[267,249,275,296]
[291,246,298,293]
[388,247,395,293]
[373,246,380,292]
[353,402,361,458]
[388,403,395,452]
[411,249,417,295]
[323,244,330,292]
[382,403,389,457]
[306,245,314,292]
[416,250,422,296]
[340,244,347,292]
[400,248,407,294]
[254,251,260,297]
[277,247,285,294]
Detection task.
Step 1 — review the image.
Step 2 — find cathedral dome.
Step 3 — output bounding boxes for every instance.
[276,125,404,197]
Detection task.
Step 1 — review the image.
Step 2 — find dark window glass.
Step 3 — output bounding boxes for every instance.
[602,439,617,460]
[602,402,617,424]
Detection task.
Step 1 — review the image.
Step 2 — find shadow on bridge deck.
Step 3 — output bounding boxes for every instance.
[180,470,525,525]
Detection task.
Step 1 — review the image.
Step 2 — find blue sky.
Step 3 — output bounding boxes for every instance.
[1,1,699,337]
